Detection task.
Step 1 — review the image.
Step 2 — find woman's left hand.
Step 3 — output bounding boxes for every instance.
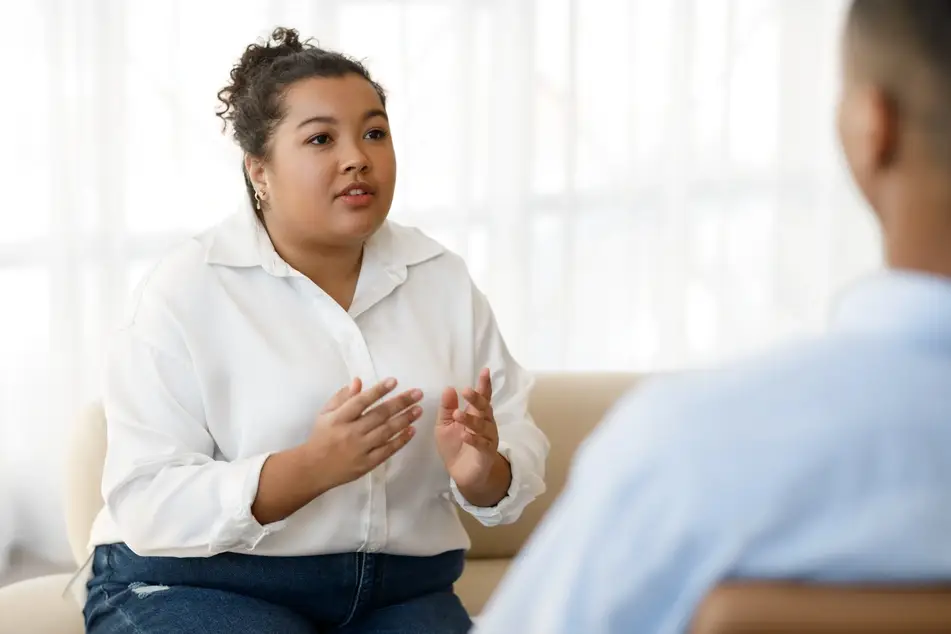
[435,368,503,491]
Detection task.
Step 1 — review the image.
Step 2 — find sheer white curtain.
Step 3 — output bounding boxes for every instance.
[0,0,879,577]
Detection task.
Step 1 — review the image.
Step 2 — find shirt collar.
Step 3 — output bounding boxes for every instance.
[203,205,445,277]
[833,268,951,342]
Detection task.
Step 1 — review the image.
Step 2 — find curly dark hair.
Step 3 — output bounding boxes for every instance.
[216,27,387,216]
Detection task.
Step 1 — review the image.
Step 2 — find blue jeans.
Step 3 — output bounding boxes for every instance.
[84,543,471,633]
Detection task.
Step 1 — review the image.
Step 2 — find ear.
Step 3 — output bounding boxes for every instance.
[244,154,269,192]
[841,84,898,180]
[864,87,899,170]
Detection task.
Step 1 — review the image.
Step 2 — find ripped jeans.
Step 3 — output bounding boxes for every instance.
[83,543,471,634]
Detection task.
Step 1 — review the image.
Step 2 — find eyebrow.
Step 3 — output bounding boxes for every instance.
[296,109,388,129]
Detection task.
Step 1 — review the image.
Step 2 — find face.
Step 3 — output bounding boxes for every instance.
[248,74,396,248]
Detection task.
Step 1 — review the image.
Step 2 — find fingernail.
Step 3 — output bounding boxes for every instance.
[411,389,423,399]
[412,406,422,416]
[384,378,397,389]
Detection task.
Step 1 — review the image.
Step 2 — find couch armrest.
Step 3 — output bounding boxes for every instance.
[0,573,84,634]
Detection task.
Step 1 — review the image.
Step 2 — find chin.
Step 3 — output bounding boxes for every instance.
[337,209,388,242]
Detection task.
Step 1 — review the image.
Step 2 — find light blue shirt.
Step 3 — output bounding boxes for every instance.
[475,271,951,634]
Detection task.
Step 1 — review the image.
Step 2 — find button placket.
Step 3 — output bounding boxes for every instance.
[337,319,387,552]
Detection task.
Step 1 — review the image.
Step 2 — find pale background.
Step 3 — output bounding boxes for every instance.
[0,0,880,583]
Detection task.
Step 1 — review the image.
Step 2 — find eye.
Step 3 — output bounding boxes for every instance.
[365,128,388,140]
[308,133,332,145]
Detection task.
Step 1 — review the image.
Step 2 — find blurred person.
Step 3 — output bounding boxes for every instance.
[475,1,951,632]
[80,27,548,634]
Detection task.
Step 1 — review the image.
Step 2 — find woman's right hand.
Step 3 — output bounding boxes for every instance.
[304,377,423,492]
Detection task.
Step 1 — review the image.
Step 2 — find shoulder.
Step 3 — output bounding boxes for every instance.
[575,335,869,483]
[378,220,473,284]
[613,335,868,423]
[123,238,213,326]
[115,221,235,363]
[127,211,254,323]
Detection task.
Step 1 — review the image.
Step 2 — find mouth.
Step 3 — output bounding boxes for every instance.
[335,181,377,209]
[335,181,376,197]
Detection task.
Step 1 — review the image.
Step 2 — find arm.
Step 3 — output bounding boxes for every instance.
[250,446,329,525]
[102,327,295,556]
[453,450,513,508]
[450,285,549,526]
[474,390,719,633]
[105,320,419,555]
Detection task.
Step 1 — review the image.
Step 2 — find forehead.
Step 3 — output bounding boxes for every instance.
[282,74,385,124]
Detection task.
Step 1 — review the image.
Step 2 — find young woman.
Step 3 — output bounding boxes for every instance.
[82,27,548,634]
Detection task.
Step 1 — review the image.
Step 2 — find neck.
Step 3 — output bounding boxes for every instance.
[288,242,364,289]
[265,221,364,308]
[879,170,951,278]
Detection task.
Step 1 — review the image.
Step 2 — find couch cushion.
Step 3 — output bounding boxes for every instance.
[455,558,511,616]
[461,373,640,559]
[0,573,85,634]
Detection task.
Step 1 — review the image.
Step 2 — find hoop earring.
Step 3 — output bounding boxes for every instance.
[254,189,265,211]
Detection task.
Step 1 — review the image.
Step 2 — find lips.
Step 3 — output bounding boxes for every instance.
[335,181,376,198]
[335,181,377,209]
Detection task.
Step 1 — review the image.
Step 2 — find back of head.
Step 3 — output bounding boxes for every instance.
[845,0,951,164]
[839,1,951,276]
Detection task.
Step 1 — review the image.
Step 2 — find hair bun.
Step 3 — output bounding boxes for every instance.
[267,27,306,52]
[237,27,310,81]
[217,26,313,127]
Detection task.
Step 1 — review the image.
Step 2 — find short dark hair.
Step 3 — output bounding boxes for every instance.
[216,27,387,216]
[846,0,951,161]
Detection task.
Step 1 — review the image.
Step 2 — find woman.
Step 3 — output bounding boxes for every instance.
[82,27,548,634]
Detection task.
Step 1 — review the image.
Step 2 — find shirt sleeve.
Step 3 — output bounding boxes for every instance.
[450,284,550,526]
[100,300,287,557]
[473,387,722,633]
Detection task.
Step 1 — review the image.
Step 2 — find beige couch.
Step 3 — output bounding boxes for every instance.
[0,373,639,633]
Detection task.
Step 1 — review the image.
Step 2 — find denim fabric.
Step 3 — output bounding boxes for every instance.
[84,543,471,633]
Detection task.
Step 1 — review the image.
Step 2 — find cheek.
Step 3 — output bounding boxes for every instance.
[280,152,337,195]
[372,146,397,189]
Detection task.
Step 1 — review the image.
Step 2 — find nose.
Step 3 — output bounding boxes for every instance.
[340,145,371,175]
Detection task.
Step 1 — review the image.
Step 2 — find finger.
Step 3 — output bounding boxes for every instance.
[357,389,423,433]
[335,378,398,421]
[366,426,415,465]
[322,378,361,413]
[462,429,495,453]
[477,368,492,400]
[452,409,491,437]
[437,387,459,426]
[465,369,492,416]
[363,405,422,448]
[462,387,492,418]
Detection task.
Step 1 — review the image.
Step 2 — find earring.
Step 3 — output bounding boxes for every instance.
[254,189,265,210]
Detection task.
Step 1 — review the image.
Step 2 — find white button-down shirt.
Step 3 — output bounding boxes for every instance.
[87,207,548,560]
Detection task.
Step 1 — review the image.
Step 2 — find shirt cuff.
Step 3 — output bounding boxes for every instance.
[450,441,545,527]
[213,452,288,551]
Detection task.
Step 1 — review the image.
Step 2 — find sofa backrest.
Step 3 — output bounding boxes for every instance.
[65,402,107,567]
[462,372,639,559]
[64,373,641,567]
